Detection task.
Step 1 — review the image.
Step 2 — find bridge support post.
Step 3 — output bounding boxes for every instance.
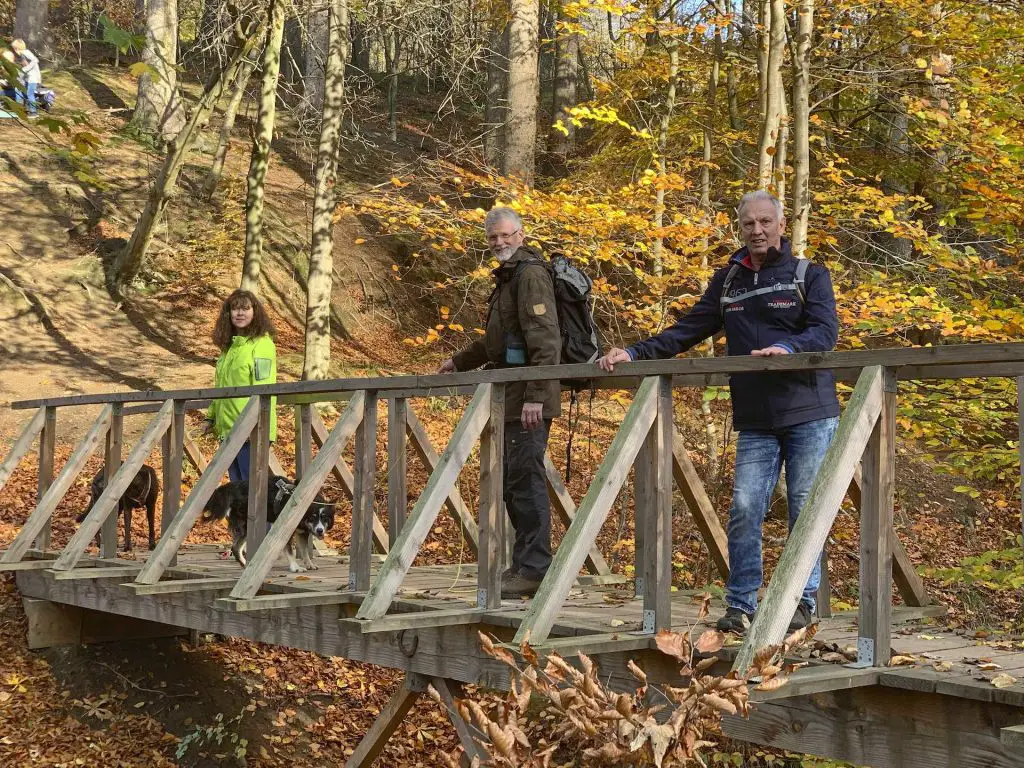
[22,597,186,649]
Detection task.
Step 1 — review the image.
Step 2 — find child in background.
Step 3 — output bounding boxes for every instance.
[10,39,40,117]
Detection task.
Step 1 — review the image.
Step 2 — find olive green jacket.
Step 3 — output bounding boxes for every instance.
[452,246,561,421]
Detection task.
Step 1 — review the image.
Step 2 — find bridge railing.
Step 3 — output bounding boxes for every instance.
[2,343,1023,663]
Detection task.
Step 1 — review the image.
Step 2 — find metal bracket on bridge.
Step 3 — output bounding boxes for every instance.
[846,637,875,669]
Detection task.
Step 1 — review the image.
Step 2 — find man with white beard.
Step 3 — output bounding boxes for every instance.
[438,207,561,598]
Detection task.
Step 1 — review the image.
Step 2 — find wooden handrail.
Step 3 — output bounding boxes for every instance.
[10,344,1024,409]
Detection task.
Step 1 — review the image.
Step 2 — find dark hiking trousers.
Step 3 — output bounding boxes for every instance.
[504,420,553,581]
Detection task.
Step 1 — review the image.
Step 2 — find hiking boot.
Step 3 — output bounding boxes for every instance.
[500,568,517,587]
[788,601,815,633]
[716,607,754,635]
[501,573,542,599]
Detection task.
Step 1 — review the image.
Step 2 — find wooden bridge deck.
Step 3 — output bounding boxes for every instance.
[5,345,1024,766]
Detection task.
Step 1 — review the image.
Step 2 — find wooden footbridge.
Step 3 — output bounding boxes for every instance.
[2,345,1024,767]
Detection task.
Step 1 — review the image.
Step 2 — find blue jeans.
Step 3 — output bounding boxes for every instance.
[228,441,251,483]
[726,416,838,615]
[15,82,37,115]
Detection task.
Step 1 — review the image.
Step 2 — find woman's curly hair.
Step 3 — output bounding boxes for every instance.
[212,289,276,351]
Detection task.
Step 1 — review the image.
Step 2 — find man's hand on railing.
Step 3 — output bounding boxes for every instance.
[522,402,543,430]
[751,345,791,357]
[437,358,457,374]
[597,348,631,372]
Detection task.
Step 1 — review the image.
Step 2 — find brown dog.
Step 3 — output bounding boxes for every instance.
[76,464,159,551]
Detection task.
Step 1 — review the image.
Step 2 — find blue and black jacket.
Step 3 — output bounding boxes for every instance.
[626,239,840,431]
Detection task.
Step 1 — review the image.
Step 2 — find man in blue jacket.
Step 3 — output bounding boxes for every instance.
[598,190,840,634]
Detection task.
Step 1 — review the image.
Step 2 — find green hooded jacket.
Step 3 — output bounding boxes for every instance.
[207,335,278,441]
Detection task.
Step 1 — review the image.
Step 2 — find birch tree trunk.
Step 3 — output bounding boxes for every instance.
[130,0,185,143]
[651,41,678,280]
[483,23,509,169]
[790,0,814,256]
[114,22,264,296]
[202,54,258,200]
[302,0,349,380]
[241,0,286,293]
[756,0,785,190]
[504,0,539,185]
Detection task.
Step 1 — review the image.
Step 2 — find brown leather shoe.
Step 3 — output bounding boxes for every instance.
[501,574,542,599]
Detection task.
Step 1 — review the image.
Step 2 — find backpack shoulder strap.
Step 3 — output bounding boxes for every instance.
[793,258,809,304]
[718,263,742,319]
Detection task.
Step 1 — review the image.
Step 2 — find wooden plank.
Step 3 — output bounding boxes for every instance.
[405,407,480,555]
[295,404,313,479]
[0,407,45,493]
[230,393,366,600]
[341,608,488,634]
[1002,725,1024,754]
[430,677,488,766]
[162,401,185,567]
[641,375,673,633]
[543,454,611,576]
[724,684,1024,768]
[513,377,660,645]
[135,398,259,584]
[51,566,142,581]
[293,404,330,557]
[100,404,124,558]
[34,406,57,551]
[345,675,425,767]
[859,368,896,666]
[749,665,882,703]
[14,343,1024,410]
[217,591,363,612]
[356,384,493,621]
[477,385,504,609]
[530,632,656,657]
[268,447,286,477]
[53,402,173,571]
[816,546,832,618]
[247,396,273,558]
[350,392,378,592]
[2,405,113,564]
[310,409,390,553]
[0,559,67,572]
[733,366,884,674]
[387,398,408,543]
[672,432,730,579]
[125,576,239,595]
[849,465,931,607]
[182,432,209,474]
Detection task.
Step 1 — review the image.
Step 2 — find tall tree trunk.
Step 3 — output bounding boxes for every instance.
[790,0,814,256]
[15,0,51,60]
[241,0,286,293]
[302,0,349,380]
[202,53,258,200]
[131,0,185,143]
[303,6,329,112]
[114,20,264,296]
[548,1,577,169]
[651,41,678,280]
[700,28,721,209]
[774,93,789,200]
[756,0,785,190]
[504,0,539,185]
[483,23,509,169]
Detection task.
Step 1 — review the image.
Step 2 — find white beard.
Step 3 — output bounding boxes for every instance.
[493,246,514,262]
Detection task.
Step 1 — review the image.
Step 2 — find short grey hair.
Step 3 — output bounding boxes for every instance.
[484,206,522,233]
[737,190,784,221]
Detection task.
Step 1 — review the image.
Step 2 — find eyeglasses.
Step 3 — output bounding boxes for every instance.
[487,228,522,244]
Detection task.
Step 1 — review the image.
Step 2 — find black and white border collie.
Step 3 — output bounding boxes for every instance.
[203,475,335,572]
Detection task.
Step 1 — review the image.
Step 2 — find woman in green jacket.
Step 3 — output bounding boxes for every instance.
[203,289,277,482]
